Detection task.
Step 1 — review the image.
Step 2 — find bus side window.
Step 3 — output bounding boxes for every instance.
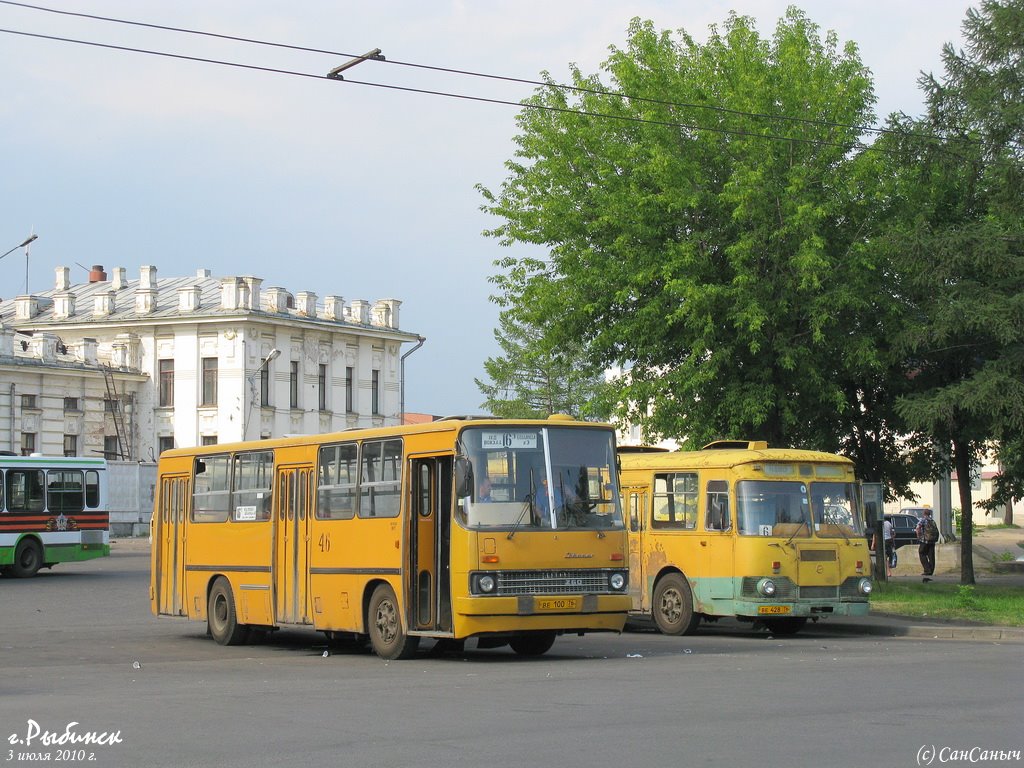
[85,470,100,508]
[7,469,45,513]
[705,480,730,531]
[652,472,697,529]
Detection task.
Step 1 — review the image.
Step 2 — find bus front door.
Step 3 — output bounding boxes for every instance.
[156,475,189,616]
[410,457,453,633]
[624,488,649,614]
[274,467,313,625]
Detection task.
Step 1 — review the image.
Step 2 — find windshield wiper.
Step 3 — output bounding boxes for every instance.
[785,519,809,547]
[508,469,538,540]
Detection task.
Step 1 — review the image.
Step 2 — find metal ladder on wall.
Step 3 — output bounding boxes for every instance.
[102,365,131,460]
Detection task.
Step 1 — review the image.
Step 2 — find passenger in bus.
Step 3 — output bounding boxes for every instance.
[477,477,493,503]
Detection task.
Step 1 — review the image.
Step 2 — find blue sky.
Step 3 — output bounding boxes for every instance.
[0,1,973,416]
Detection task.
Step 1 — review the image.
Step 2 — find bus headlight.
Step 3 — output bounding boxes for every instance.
[858,578,873,596]
[474,574,496,594]
[756,578,777,597]
[609,572,626,591]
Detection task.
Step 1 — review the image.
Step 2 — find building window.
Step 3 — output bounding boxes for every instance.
[158,436,175,455]
[372,369,380,415]
[201,435,218,446]
[104,398,118,413]
[318,364,328,411]
[104,435,120,459]
[260,364,271,407]
[21,394,37,410]
[63,434,78,457]
[63,397,80,412]
[159,359,174,407]
[345,366,354,413]
[201,357,218,406]
[21,432,36,456]
[290,361,299,409]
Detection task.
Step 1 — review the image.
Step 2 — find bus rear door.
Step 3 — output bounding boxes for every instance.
[155,474,189,616]
[623,486,649,614]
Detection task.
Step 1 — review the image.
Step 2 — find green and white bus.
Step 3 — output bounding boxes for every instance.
[0,455,110,578]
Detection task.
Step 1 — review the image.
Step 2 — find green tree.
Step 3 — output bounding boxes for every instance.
[479,9,913,490]
[476,307,611,420]
[876,0,1024,583]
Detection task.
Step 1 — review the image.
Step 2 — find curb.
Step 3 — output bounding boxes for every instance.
[817,617,1024,642]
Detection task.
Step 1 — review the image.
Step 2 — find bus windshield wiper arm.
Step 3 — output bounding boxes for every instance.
[508,469,538,540]
[507,494,535,540]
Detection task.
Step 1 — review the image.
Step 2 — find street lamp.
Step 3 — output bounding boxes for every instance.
[0,234,37,295]
[244,348,280,440]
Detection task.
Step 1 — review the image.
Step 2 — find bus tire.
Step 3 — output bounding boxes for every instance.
[207,578,249,646]
[653,573,700,636]
[11,538,43,578]
[764,617,807,636]
[367,584,420,660]
[509,632,556,657]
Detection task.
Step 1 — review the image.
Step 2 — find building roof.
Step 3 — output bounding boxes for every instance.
[0,265,418,341]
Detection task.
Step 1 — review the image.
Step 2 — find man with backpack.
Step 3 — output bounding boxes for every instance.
[915,507,940,582]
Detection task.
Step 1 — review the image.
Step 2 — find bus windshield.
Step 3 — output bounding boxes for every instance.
[737,480,812,537]
[459,425,623,532]
[810,481,865,537]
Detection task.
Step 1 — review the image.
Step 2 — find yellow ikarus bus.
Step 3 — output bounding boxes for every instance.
[150,416,630,659]
[618,441,872,636]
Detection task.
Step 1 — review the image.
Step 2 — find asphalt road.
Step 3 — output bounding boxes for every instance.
[1,547,1021,768]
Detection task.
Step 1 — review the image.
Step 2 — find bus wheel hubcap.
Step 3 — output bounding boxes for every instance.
[661,589,681,623]
[376,600,397,643]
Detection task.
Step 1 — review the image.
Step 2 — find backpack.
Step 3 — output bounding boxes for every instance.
[920,516,939,543]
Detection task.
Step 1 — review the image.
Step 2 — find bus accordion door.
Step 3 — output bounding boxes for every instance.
[155,474,189,616]
[274,466,313,625]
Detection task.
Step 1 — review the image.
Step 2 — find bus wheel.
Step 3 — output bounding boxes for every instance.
[509,632,556,657]
[653,573,700,636]
[207,578,249,646]
[764,617,807,636]
[11,538,43,578]
[367,584,420,660]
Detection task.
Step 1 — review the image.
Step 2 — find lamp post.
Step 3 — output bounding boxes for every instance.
[244,348,280,440]
[0,234,37,295]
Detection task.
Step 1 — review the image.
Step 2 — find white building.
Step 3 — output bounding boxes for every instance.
[0,264,422,461]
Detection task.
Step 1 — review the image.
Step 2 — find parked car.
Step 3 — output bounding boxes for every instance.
[864,511,922,552]
[887,511,923,549]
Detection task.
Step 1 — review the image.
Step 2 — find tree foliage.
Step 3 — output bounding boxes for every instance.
[874,0,1024,582]
[479,9,912,487]
[475,308,612,419]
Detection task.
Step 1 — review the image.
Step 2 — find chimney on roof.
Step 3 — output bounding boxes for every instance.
[350,299,370,324]
[111,267,128,290]
[295,291,317,316]
[139,265,157,289]
[197,268,211,278]
[322,295,345,321]
[89,265,107,283]
[55,267,71,291]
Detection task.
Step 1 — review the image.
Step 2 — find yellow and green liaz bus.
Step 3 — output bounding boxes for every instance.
[151,416,631,659]
[618,441,872,635]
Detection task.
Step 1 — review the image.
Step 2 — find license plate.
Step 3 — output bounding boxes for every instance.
[537,598,580,612]
[758,605,792,615]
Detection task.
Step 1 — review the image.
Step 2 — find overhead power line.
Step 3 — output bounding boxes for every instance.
[0,1,979,156]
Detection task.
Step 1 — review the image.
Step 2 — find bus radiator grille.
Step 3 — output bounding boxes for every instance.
[740,577,796,599]
[495,569,615,595]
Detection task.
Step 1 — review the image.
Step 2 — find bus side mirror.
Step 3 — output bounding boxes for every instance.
[454,456,474,499]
